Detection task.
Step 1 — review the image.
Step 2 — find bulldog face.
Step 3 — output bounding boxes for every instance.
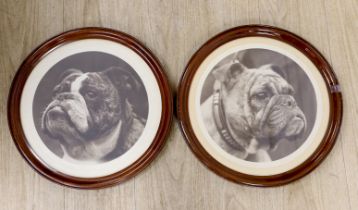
[41,66,140,160]
[213,61,307,151]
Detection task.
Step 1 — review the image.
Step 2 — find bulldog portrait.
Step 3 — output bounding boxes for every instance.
[41,66,147,163]
[201,58,307,162]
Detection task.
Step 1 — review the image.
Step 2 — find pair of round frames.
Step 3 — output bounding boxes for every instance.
[8,25,342,189]
[8,28,172,189]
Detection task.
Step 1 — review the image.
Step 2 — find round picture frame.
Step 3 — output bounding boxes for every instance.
[177,25,342,186]
[8,27,172,189]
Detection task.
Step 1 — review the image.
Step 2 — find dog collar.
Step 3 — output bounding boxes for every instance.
[212,81,247,151]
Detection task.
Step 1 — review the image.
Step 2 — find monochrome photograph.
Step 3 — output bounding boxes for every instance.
[32,51,149,163]
[200,49,316,162]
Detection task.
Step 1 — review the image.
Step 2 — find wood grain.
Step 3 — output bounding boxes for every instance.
[0,0,357,209]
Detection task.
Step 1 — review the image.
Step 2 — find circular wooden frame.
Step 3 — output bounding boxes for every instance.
[8,27,172,189]
[177,25,342,186]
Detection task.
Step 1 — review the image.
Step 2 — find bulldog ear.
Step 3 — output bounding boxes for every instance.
[60,68,83,81]
[212,62,246,88]
[267,65,288,80]
[101,66,141,92]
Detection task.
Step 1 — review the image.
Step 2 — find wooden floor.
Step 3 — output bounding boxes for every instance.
[1,0,357,209]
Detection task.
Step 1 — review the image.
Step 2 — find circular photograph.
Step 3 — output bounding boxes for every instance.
[8,28,172,188]
[178,25,342,186]
[200,49,316,162]
[34,51,148,163]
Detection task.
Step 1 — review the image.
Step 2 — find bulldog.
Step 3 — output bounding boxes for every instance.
[41,66,146,163]
[201,60,306,162]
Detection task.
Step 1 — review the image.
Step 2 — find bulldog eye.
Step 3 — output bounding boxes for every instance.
[254,92,269,100]
[85,91,97,99]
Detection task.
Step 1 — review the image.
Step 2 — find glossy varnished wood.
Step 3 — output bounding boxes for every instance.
[177,25,342,186]
[8,28,173,189]
[0,0,357,209]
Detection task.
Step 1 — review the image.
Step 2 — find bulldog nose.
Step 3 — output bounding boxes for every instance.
[47,106,64,119]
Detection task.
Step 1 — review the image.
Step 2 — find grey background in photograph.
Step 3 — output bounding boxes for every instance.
[32,51,148,159]
[201,49,317,161]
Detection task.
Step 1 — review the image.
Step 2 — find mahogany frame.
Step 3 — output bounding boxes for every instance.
[8,27,173,189]
[177,25,343,186]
